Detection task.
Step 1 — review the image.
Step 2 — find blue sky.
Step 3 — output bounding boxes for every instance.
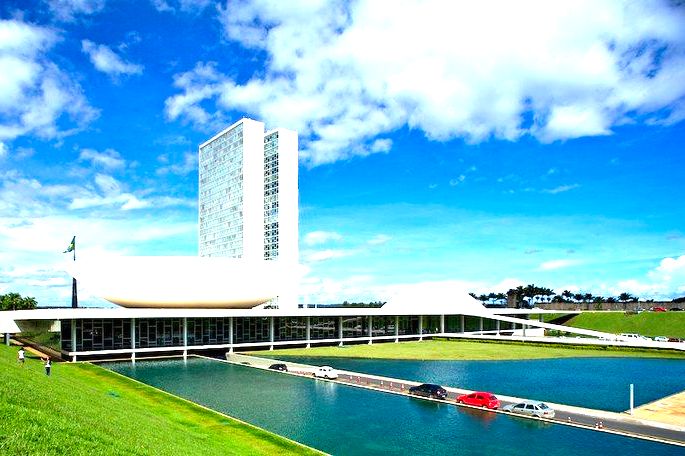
[1,0,684,307]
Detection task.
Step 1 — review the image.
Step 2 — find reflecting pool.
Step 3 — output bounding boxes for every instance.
[103,358,682,455]
[271,356,685,412]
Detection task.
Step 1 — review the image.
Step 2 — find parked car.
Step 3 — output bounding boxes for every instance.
[651,306,667,312]
[502,401,555,419]
[619,333,651,341]
[314,366,338,379]
[268,363,288,372]
[408,383,448,400]
[653,336,669,343]
[456,392,500,409]
[668,337,683,343]
[670,307,683,311]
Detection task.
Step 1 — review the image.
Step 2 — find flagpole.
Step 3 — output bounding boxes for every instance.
[72,237,78,308]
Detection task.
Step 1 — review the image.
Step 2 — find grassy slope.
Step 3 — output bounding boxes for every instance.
[254,339,685,361]
[0,345,322,456]
[564,312,685,338]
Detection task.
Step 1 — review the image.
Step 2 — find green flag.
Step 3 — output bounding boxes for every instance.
[63,236,75,253]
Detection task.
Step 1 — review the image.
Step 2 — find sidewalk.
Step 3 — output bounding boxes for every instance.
[632,391,685,428]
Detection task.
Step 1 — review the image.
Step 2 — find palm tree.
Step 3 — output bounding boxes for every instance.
[618,292,636,302]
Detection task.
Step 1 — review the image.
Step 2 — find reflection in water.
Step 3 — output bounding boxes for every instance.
[102,358,682,456]
[273,356,685,412]
[459,406,497,423]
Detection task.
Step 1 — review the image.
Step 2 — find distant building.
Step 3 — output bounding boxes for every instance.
[198,118,298,264]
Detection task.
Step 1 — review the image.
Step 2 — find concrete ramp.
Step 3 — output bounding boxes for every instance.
[631,390,685,428]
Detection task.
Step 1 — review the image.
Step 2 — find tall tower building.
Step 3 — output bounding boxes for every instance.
[198,118,298,266]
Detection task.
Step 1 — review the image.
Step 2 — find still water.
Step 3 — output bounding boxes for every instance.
[271,356,685,412]
[103,358,682,455]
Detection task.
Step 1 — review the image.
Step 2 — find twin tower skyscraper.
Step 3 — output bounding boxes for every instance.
[198,118,299,268]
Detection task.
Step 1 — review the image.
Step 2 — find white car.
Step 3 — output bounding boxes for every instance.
[502,401,555,419]
[653,336,669,342]
[314,366,339,379]
[619,333,651,341]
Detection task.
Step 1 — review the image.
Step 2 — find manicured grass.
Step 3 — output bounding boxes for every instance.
[563,311,685,338]
[254,339,685,361]
[0,345,322,456]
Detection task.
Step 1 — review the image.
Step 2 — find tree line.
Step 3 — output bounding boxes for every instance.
[0,292,37,311]
[469,284,644,308]
[339,300,386,308]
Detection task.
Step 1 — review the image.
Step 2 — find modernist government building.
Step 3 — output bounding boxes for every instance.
[0,119,558,361]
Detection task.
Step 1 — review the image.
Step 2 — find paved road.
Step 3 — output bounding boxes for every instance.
[334,372,685,446]
[224,353,685,447]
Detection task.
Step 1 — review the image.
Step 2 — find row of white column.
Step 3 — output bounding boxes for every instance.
[68,314,511,362]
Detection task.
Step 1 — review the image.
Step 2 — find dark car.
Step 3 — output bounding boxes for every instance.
[408,383,448,400]
[670,307,683,311]
[268,363,288,372]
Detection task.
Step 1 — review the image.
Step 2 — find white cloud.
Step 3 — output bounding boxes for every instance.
[79,148,126,170]
[303,230,343,246]
[0,142,7,159]
[298,275,524,305]
[537,105,611,142]
[305,248,353,262]
[82,40,143,76]
[68,173,151,211]
[542,184,580,194]
[156,152,197,176]
[367,234,391,246]
[449,175,466,186]
[152,0,213,13]
[164,0,685,166]
[47,0,106,22]
[0,20,97,141]
[0,213,196,306]
[539,259,579,271]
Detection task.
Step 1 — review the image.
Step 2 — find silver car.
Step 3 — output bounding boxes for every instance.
[502,401,555,419]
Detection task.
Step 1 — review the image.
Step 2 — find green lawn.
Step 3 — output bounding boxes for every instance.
[254,339,685,361]
[0,345,322,456]
[562,311,685,338]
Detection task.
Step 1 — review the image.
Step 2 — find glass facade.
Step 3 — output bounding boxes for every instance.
[371,316,396,336]
[423,316,441,334]
[61,319,132,352]
[263,131,280,260]
[342,316,369,338]
[187,317,231,346]
[397,316,419,335]
[445,315,463,333]
[234,317,271,344]
[199,122,245,257]
[61,314,509,354]
[482,317,498,332]
[464,316,481,332]
[136,318,183,348]
[499,319,514,331]
[310,317,338,340]
[274,317,307,341]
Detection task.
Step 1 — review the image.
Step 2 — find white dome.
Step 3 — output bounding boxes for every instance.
[67,256,297,308]
[383,281,489,315]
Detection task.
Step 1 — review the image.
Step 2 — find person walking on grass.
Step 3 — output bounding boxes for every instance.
[43,356,51,376]
[17,347,25,366]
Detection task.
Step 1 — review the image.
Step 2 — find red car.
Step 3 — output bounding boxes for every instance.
[456,392,501,409]
[652,306,667,312]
